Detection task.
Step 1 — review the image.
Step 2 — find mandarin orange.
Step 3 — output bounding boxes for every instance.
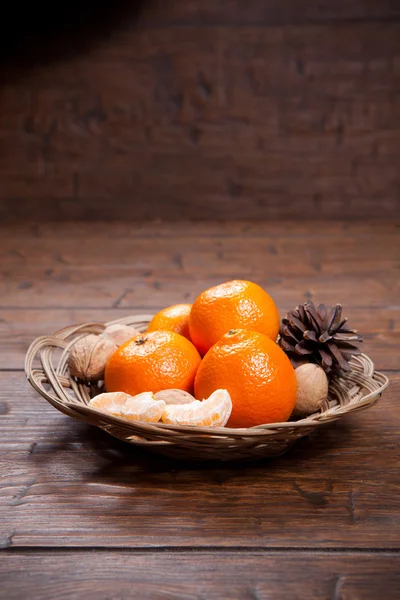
[147,304,192,340]
[105,330,201,396]
[194,329,297,427]
[188,280,280,355]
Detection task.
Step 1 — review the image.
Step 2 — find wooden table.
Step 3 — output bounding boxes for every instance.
[1,221,399,598]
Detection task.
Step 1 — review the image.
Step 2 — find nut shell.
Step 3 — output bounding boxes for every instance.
[101,324,141,347]
[154,389,196,405]
[293,363,329,418]
[68,334,117,382]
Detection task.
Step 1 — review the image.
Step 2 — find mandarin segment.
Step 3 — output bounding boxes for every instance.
[121,392,166,423]
[89,392,131,416]
[162,389,232,427]
[194,329,297,427]
[188,280,280,355]
[105,330,201,396]
[147,304,192,340]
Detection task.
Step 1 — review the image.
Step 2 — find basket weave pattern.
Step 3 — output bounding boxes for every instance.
[25,315,389,461]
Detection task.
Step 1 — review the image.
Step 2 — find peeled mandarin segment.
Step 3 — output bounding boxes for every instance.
[198,389,233,427]
[121,392,166,423]
[89,392,131,416]
[162,401,203,426]
[162,389,232,427]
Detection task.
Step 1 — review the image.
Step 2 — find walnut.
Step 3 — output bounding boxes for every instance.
[154,389,196,405]
[101,324,141,347]
[68,334,117,382]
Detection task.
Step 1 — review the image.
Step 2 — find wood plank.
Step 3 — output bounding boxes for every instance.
[2,222,399,270]
[1,372,398,548]
[3,220,400,239]
[1,21,400,220]
[1,307,398,370]
[139,0,400,26]
[1,222,399,310]
[1,552,400,600]
[2,270,399,310]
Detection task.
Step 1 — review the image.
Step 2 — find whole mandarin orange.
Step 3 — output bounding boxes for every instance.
[105,330,201,396]
[194,329,297,427]
[189,280,280,355]
[147,304,192,340]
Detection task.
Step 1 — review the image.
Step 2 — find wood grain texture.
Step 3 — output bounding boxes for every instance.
[1,223,399,309]
[3,271,398,310]
[140,0,400,25]
[1,17,400,220]
[1,371,398,548]
[1,552,400,600]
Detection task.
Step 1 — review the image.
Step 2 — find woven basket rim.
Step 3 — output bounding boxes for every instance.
[24,314,390,461]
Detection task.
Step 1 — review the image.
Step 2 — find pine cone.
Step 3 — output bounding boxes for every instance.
[279,302,363,376]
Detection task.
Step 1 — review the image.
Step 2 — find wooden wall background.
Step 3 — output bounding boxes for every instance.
[1,0,400,221]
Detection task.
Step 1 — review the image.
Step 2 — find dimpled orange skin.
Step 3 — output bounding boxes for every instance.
[147,304,192,340]
[194,329,297,428]
[188,280,280,356]
[105,330,201,396]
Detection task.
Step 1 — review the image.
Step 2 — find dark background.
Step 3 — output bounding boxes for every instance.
[1,0,399,220]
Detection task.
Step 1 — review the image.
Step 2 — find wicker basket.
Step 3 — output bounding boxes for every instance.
[25,315,389,462]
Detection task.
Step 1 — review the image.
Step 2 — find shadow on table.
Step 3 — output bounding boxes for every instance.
[26,418,360,534]
[76,420,355,479]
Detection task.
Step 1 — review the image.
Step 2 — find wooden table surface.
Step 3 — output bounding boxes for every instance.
[1,221,399,599]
